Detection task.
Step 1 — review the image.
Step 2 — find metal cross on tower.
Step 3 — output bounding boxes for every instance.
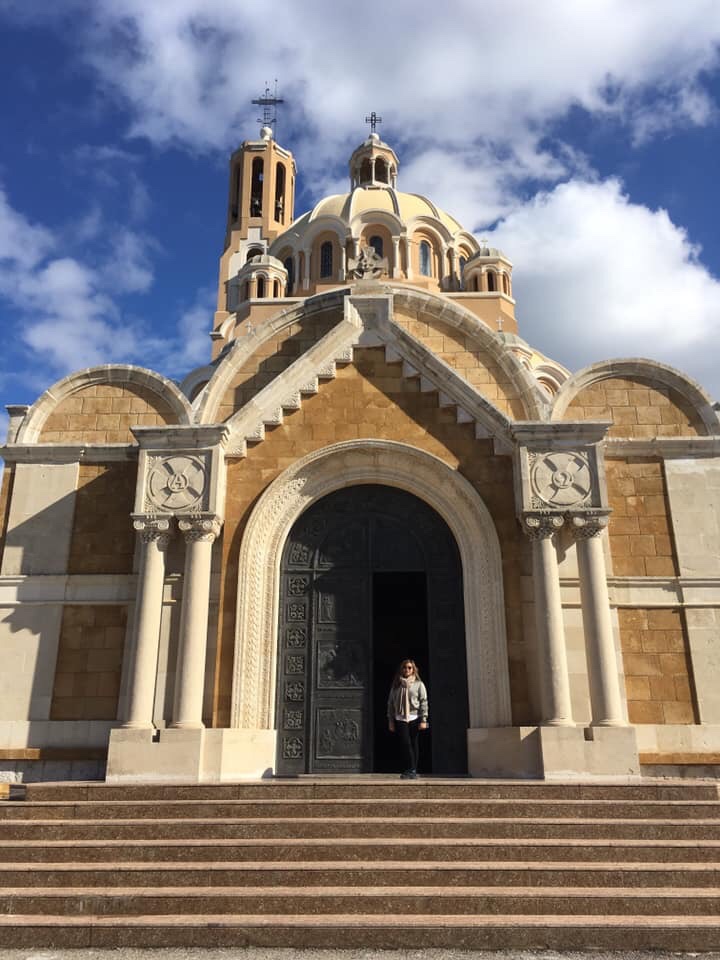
[365,111,382,134]
[252,81,284,133]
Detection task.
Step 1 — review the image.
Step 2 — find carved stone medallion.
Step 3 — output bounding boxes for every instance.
[146,455,208,513]
[530,451,592,509]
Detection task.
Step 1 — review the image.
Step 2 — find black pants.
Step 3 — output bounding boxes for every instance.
[395,719,420,772]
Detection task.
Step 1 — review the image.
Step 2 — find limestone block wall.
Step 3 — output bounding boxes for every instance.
[393,308,526,420]
[605,458,678,577]
[213,347,531,727]
[67,463,136,575]
[216,313,340,421]
[564,376,704,439]
[38,383,177,444]
[618,608,696,725]
[50,605,127,720]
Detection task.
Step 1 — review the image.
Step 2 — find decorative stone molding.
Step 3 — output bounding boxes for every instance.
[520,512,565,540]
[551,358,720,435]
[567,511,611,540]
[15,365,193,444]
[131,515,173,546]
[231,439,511,731]
[178,514,222,543]
[512,422,610,523]
[348,245,388,280]
[132,425,230,521]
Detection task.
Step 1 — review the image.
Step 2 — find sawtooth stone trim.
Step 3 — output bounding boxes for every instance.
[231,439,511,731]
[551,358,720,435]
[16,365,194,444]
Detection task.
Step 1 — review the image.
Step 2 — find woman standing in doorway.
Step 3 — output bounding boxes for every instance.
[387,659,429,779]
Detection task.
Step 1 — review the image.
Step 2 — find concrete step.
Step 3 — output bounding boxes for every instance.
[1,912,720,950]
[3,836,720,864]
[3,797,720,820]
[0,859,717,888]
[2,884,720,916]
[3,814,718,842]
[20,779,720,803]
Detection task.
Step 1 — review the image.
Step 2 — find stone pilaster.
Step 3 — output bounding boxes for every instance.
[521,512,574,726]
[171,515,222,729]
[123,516,172,729]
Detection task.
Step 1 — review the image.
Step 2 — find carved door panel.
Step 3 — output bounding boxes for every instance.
[276,484,469,776]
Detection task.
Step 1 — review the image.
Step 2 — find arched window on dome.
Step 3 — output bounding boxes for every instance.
[320,241,333,279]
[273,279,280,298]
[250,158,263,216]
[375,158,388,184]
[473,275,479,293]
[256,276,266,298]
[369,235,384,258]
[486,271,496,292]
[419,240,432,277]
[284,257,294,295]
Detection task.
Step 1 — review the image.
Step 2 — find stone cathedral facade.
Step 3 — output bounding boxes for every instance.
[1,125,719,784]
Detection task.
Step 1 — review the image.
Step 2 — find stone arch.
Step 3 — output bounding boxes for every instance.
[231,439,511,731]
[551,359,720,435]
[17,365,193,443]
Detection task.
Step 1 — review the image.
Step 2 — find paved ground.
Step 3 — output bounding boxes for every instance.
[6,951,720,960]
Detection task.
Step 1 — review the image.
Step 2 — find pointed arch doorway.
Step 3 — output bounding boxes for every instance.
[275,484,468,776]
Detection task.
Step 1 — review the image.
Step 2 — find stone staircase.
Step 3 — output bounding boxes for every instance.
[1,778,719,949]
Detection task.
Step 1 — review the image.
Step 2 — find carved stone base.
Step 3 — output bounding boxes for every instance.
[106,727,277,783]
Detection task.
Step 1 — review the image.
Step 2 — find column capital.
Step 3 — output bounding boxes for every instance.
[178,514,222,543]
[521,511,564,540]
[568,510,611,540]
[131,514,173,545]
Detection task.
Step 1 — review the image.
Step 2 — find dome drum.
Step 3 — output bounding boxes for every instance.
[227,254,289,310]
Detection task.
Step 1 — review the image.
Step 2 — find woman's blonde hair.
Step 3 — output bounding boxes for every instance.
[392,659,422,688]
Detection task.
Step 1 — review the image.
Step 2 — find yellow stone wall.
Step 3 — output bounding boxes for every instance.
[39,384,177,444]
[618,608,697,725]
[50,605,127,720]
[68,463,137,575]
[563,376,705,438]
[216,313,340,420]
[212,347,531,727]
[393,308,526,419]
[605,458,678,577]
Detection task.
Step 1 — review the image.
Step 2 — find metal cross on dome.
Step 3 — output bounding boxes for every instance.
[365,111,382,134]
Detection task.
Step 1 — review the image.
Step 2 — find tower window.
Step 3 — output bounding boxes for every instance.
[246,246,263,263]
[251,158,263,217]
[375,159,388,184]
[369,235,383,258]
[275,163,286,223]
[360,158,372,183]
[419,240,432,277]
[256,276,265,298]
[320,241,333,279]
[487,271,496,292]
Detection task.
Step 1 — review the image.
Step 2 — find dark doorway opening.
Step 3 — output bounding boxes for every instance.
[372,572,429,773]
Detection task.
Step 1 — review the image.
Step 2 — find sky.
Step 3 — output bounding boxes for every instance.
[1,0,720,446]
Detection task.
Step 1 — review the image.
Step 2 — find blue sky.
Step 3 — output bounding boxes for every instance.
[1,0,720,444]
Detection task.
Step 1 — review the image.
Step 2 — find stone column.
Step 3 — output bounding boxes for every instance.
[340,243,347,281]
[370,157,376,182]
[392,237,401,278]
[405,238,413,280]
[448,247,457,290]
[302,249,311,291]
[123,517,172,729]
[571,514,625,726]
[523,513,574,726]
[171,516,222,729]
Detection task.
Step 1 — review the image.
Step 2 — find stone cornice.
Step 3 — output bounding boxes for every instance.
[0,444,137,463]
[604,437,720,458]
[512,421,611,447]
[131,425,231,450]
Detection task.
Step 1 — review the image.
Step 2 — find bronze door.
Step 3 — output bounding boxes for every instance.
[276,485,467,775]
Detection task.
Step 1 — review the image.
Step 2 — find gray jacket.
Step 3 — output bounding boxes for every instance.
[387,680,428,722]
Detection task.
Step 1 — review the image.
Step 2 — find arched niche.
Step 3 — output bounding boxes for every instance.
[231,439,512,731]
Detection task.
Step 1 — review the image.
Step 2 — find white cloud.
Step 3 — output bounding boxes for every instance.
[486,178,720,400]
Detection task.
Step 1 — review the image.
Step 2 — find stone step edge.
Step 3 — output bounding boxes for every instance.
[3,836,719,852]
[1,912,719,928]
[4,883,720,899]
